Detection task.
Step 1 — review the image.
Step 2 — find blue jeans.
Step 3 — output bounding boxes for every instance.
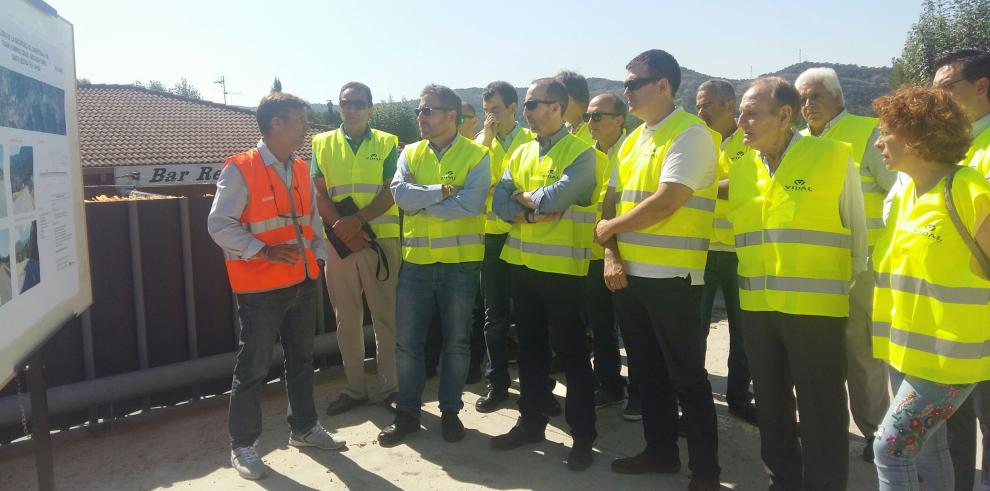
[228,279,319,449]
[874,367,976,491]
[395,261,481,417]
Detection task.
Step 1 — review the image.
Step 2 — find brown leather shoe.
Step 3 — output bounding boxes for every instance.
[325,393,366,415]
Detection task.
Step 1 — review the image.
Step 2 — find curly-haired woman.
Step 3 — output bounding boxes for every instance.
[871,86,990,490]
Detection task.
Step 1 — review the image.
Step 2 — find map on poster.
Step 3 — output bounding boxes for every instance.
[0,0,92,387]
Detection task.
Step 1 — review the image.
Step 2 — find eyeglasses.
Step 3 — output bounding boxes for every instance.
[523,100,556,111]
[936,78,968,90]
[339,99,371,110]
[582,112,620,122]
[623,76,661,92]
[415,106,453,117]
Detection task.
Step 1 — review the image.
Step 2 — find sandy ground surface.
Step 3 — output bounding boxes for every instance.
[0,313,952,490]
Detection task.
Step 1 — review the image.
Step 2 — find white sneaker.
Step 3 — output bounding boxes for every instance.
[231,445,266,480]
[289,422,346,450]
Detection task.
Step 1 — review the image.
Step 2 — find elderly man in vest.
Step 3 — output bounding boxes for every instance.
[208,91,345,481]
[311,82,400,416]
[729,77,867,490]
[595,49,721,491]
[932,48,990,491]
[795,67,895,462]
[379,84,491,446]
[490,77,605,471]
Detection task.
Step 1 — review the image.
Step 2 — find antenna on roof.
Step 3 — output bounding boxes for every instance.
[214,76,229,105]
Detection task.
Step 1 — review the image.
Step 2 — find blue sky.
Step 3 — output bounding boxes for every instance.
[53,0,923,106]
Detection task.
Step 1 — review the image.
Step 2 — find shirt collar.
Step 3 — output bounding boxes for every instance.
[972,112,990,138]
[257,139,295,166]
[758,131,802,168]
[538,125,570,151]
[645,107,684,133]
[498,123,520,146]
[430,134,460,157]
[816,109,848,136]
[341,125,371,142]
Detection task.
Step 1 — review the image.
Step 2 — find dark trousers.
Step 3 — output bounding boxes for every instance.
[614,275,720,478]
[229,279,318,448]
[585,259,627,397]
[700,251,751,407]
[511,264,597,440]
[947,380,990,490]
[481,233,512,389]
[741,309,849,491]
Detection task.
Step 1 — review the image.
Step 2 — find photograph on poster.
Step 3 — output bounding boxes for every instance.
[0,65,67,136]
[14,220,39,294]
[0,227,10,306]
[9,145,34,215]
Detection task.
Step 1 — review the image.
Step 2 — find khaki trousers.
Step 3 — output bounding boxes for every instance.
[846,268,890,437]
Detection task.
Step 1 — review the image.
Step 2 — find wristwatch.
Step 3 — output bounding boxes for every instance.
[525,210,536,223]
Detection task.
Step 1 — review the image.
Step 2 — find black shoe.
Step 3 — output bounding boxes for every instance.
[325,393,368,415]
[377,412,420,447]
[544,396,562,417]
[466,365,483,385]
[623,398,642,421]
[728,401,758,426]
[476,386,510,413]
[441,412,465,442]
[688,475,721,491]
[567,439,594,471]
[611,450,681,474]
[862,435,875,462]
[594,389,625,410]
[490,425,545,450]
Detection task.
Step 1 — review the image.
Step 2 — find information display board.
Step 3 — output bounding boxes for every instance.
[0,0,92,387]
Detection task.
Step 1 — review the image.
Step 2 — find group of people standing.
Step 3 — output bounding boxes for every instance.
[206,47,990,490]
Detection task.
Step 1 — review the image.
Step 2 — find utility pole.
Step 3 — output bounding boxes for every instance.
[214,76,228,105]
[799,49,803,63]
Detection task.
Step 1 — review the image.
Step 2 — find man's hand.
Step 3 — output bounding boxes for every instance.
[261,244,301,265]
[332,214,364,241]
[603,253,628,292]
[513,191,536,209]
[442,184,461,199]
[595,219,614,244]
[481,113,498,146]
[343,235,370,253]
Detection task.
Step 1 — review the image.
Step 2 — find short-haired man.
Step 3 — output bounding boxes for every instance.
[932,48,990,491]
[208,91,345,480]
[311,82,400,416]
[584,92,636,416]
[694,79,756,426]
[730,77,866,490]
[795,67,894,463]
[556,70,595,145]
[459,102,478,139]
[490,77,606,471]
[595,49,721,490]
[380,84,491,446]
[474,80,536,413]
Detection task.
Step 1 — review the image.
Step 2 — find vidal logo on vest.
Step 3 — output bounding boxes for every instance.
[784,178,814,192]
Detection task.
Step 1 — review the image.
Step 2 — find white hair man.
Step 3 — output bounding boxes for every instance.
[795,67,894,463]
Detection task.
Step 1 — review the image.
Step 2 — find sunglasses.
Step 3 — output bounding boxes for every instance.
[623,76,661,92]
[339,100,371,110]
[415,106,453,117]
[523,100,556,111]
[582,112,620,122]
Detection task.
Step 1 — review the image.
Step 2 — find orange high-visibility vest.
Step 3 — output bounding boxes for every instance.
[223,148,320,293]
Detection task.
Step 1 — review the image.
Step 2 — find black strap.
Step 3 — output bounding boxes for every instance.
[370,240,390,282]
[943,167,990,280]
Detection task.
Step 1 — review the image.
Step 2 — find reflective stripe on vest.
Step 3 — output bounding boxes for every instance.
[312,128,400,238]
[728,135,852,317]
[222,148,320,294]
[500,132,604,276]
[615,110,720,280]
[401,135,487,264]
[871,166,990,384]
[481,127,536,235]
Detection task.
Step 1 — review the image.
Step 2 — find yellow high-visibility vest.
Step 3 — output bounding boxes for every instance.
[615,110,720,280]
[572,122,595,145]
[966,125,990,178]
[500,133,605,276]
[711,128,749,249]
[591,131,626,261]
[478,127,536,234]
[401,135,487,264]
[312,128,400,238]
[872,166,990,384]
[728,135,853,317]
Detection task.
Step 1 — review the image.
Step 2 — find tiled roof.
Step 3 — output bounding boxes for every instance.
[78,84,317,167]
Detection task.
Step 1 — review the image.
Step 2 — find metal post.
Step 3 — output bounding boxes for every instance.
[80,309,99,426]
[27,352,54,491]
[178,198,200,399]
[128,201,150,410]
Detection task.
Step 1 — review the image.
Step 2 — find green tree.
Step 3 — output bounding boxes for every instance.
[171,78,201,99]
[890,0,990,87]
[272,77,282,92]
[135,79,168,92]
[369,98,419,144]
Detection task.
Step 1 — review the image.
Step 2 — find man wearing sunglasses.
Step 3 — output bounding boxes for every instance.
[490,77,606,471]
[209,90,344,480]
[594,49,721,490]
[556,70,595,145]
[583,92,637,418]
[459,102,478,139]
[380,84,491,447]
[475,81,536,413]
[310,82,401,418]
